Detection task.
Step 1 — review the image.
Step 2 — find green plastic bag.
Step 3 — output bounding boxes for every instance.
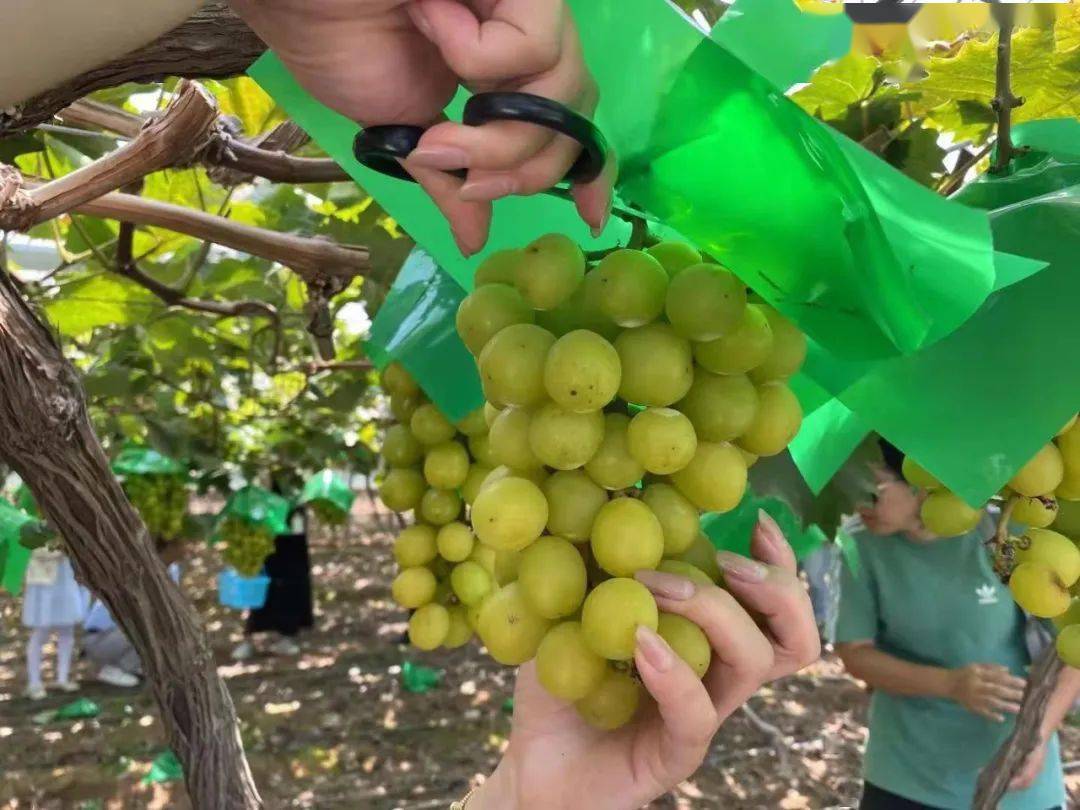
[15,483,38,517]
[54,698,101,721]
[365,249,484,421]
[701,491,826,563]
[111,446,185,477]
[300,469,355,515]
[0,499,34,595]
[141,750,183,785]
[214,486,290,540]
[401,660,442,694]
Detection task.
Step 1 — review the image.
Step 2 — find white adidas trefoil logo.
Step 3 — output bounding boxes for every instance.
[976,584,1000,606]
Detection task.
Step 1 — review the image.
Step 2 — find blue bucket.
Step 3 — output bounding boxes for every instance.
[217,568,270,610]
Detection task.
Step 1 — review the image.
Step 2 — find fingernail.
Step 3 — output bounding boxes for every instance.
[716,551,768,583]
[590,191,612,238]
[450,226,476,258]
[636,625,674,673]
[756,509,787,553]
[635,569,696,601]
[460,177,516,202]
[408,146,469,172]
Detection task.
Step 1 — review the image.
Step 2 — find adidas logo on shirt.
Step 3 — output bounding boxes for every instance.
[976,584,999,606]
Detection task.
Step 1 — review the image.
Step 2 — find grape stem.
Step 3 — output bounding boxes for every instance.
[989,3,1025,175]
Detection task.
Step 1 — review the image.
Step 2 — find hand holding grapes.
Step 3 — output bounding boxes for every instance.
[949,663,1025,723]
[227,0,613,255]
[468,513,820,810]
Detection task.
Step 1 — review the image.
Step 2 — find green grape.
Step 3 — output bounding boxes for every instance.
[379,468,427,513]
[468,433,497,467]
[433,579,454,606]
[518,536,588,618]
[1057,624,1080,668]
[392,566,438,608]
[456,283,535,356]
[657,614,711,678]
[591,498,664,577]
[471,544,523,586]
[1009,562,1071,618]
[748,307,807,383]
[461,464,494,506]
[671,442,748,513]
[515,233,586,310]
[390,390,422,423]
[478,323,556,407]
[677,371,758,443]
[443,606,474,649]
[419,488,463,526]
[1060,415,1079,437]
[693,304,774,376]
[476,582,552,665]
[594,249,669,327]
[677,535,724,584]
[466,600,486,631]
[543,330,621,413]
[474,248,524,287]
[542,470,608,542]
[382,361,420,398]
[528,403,605,471]
[1015,528,1080,587]
[581,578,658,660]
[423,441,470,490]
[410,403,457,446]
[664,263,747,341]
[902,456,941,490]
[585,413,646,490]
[484,402,503,428]
[1054,598,1080,630]
[646,241,701,279]
[481,464,549,491]
[471,476,549,551]
[627,408,697,474]
[394,524,438,567]
[656,559,714,587]
[642,483,699,556]
[919,492,982,537]
[614,323,694,407]
[1009,444,1065,498]
[577,270,621,341]
[737,382,802,457]
[575,668,641,730]
[450,561,494,606]
[437,521,476,562]
[1014,496,1059,529]
[126,474,189,541]
[536,621,608,701]
[455,407,489,437]
[310,500,348,527]
[409,604,450,651]
[219,518,276,577]
[490,407,542,471]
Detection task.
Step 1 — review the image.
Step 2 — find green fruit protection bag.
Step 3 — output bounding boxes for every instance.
[214,486,291,542]
[300,469,356,517]
[701,491,827,563]
[0,499,34,595]
[111,446,186,477]
[249,4,1074,505]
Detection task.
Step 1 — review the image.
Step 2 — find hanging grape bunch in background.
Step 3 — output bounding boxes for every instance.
[379,234,808,730]
[219,517,276,578]
[123,473,189,543]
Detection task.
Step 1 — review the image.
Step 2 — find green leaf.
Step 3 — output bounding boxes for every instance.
[146,316,215,369]
[83,366,138,399]
[0,134,42,163]
[884,123,947,186]
[792,53,880,120]
[205,78,284,136]
[1056,4,1080,54]
[65,216,118,255]
[45,275,160,336]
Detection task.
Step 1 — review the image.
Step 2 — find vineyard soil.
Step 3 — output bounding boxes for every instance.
[1,500,1078,809]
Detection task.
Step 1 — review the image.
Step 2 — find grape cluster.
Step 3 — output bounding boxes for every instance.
[219,517,276,577]
[380,235,807,730]
[124,474,188,542]
[902,418,1080,655]
[309,499,348,527]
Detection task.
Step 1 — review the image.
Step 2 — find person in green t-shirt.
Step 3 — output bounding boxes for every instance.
[837,442,1080,810]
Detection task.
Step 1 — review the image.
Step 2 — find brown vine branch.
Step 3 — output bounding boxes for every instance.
[974,645,1064,808]
[0,2,265,138]
[990,4,1024,175]
[0,81,218,232]
[299,359,374,376]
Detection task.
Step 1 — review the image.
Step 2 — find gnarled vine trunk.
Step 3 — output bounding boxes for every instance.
[0,272,261,809]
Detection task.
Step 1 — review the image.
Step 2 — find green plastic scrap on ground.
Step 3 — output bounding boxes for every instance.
[142,749,184,785]
[35,698,103,725]
[300,469,355,516]
[401,660,442,694]
[214,486,290,542]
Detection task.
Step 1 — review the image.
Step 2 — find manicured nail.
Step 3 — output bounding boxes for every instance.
[716,551,768,583]
[460,177,516,202]
[590,189,613,238]
[408,146,469,172]
[635,569,696,601]
[636,625,674,673]
[755,508,787,554]
[450,227,476,258]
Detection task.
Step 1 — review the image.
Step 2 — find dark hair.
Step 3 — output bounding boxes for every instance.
[877,437,905,479]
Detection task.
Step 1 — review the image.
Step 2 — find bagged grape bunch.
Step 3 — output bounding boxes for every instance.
[215,486,290,578]
[901,417,1080,661]
[300,470,356,528]
[382,234,807,730]
[123,474,189,542]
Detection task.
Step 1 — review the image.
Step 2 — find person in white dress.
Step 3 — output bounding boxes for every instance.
[22,547,86,700]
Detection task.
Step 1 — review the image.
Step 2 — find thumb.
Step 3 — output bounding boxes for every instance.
[408,0,564,82]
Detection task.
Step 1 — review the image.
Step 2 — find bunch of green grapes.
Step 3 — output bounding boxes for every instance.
[380,234,810,731]
[219,517,275,577]
[124,473,189,542]
[901,415,1080,627]
[309,499,348,527]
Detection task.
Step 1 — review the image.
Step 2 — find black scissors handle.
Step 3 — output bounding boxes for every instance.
[353,91,608,186]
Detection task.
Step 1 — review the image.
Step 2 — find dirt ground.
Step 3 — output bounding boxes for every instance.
[2,499,1078,809]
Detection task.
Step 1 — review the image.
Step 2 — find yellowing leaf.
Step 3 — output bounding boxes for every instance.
[1057,4,1080,54]
[792,53,880,120]
[207,78,285,136]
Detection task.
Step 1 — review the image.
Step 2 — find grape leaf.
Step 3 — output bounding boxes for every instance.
[1056,4,1080,54]
[45,275,161,336]
[792,53,880,120]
